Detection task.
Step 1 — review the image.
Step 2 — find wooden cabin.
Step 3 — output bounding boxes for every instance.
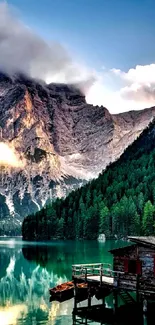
[71,237,155,323]
[110,236,155,297]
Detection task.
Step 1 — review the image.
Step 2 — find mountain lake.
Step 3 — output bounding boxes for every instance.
[0,238,144,325]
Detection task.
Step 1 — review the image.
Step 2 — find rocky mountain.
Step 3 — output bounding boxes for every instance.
[22,118,155,240]
[0,72,155,234]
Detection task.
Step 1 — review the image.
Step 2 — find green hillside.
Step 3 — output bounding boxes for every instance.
[22,120,155,240]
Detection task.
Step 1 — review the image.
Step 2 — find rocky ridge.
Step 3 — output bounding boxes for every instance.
[0,72,155,234]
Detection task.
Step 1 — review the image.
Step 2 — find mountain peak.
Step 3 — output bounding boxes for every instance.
[0,72,155,234]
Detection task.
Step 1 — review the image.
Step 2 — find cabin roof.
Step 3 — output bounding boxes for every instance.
[128,236,155,247]
[109,243,136,254]
[110,237,155,255]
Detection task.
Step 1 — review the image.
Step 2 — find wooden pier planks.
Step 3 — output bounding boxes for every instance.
[73,274,114,285]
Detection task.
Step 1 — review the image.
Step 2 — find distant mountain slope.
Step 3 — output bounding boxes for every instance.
[0,71,155,234]
[22,119,155,240]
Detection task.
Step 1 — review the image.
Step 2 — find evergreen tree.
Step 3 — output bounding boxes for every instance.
[99,203,110,236]
[142,201,154,235]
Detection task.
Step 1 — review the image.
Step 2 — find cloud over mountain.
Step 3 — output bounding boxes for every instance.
[0,2,155,113]
[0,2,93,85]
[112,64,155,104]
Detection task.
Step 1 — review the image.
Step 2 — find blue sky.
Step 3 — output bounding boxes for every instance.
[7,0,155,70]
[4,0,155,112]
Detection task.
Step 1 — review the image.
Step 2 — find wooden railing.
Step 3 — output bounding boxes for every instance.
[72,263,111,275]
[72,264,155,294]
[72,263,124,286]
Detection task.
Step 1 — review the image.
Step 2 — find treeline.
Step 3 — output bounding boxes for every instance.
[22,120,155,240]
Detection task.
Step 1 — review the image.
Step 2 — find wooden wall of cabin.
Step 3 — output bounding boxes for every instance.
[113,245,138,290]
[113,244,155,293]
[138,245,155,293]
[113,245,138,272]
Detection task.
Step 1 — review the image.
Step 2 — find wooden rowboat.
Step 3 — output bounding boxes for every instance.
[49,281,96,303]
[49,281,74,301]
[76,283,96,303]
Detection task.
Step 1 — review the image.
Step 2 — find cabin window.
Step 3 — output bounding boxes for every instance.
[124,258,128,273]
[128,260,137,274]
[124,259,142,275]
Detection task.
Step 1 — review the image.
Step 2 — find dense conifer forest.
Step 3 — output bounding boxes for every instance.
[22,120,155,240]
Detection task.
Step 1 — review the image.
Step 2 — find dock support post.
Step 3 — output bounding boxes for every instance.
[136,274,140,304]
[74,281,77,310]
[72,311,76,325]
[143,299,147,314]
[142,298,148,325]
[88,285,91,308]
[102,296,105,309]
[113,290,118,314]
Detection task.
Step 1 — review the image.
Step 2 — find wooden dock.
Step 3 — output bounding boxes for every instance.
[49,238,155,325]
[71,263,153,325]
[72,262,155,315]
[72,262,155,297]
[71,237,155,324]
[72,263,121,286]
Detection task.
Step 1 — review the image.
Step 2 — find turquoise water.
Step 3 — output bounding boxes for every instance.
[0,238,126,325]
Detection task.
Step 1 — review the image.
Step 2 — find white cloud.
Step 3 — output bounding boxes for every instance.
[113,64,155,85]
[86,64,155,113]
[0,2,155,114]
[86,81,140,114]
[0,2,94,86]
[111,64,155,105]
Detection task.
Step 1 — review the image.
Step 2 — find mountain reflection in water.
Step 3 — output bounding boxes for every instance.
[0,238,124,325]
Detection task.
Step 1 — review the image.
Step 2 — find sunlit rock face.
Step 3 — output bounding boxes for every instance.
[0,71,155,234]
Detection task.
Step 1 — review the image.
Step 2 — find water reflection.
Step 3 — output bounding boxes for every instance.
[0,239,123,325]
[22,240,116,277]
[0,241,73,324]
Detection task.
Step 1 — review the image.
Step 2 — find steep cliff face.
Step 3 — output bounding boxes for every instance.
[0,72,155,234]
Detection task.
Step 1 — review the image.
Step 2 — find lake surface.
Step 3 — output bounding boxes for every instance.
[0,238,127,325]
